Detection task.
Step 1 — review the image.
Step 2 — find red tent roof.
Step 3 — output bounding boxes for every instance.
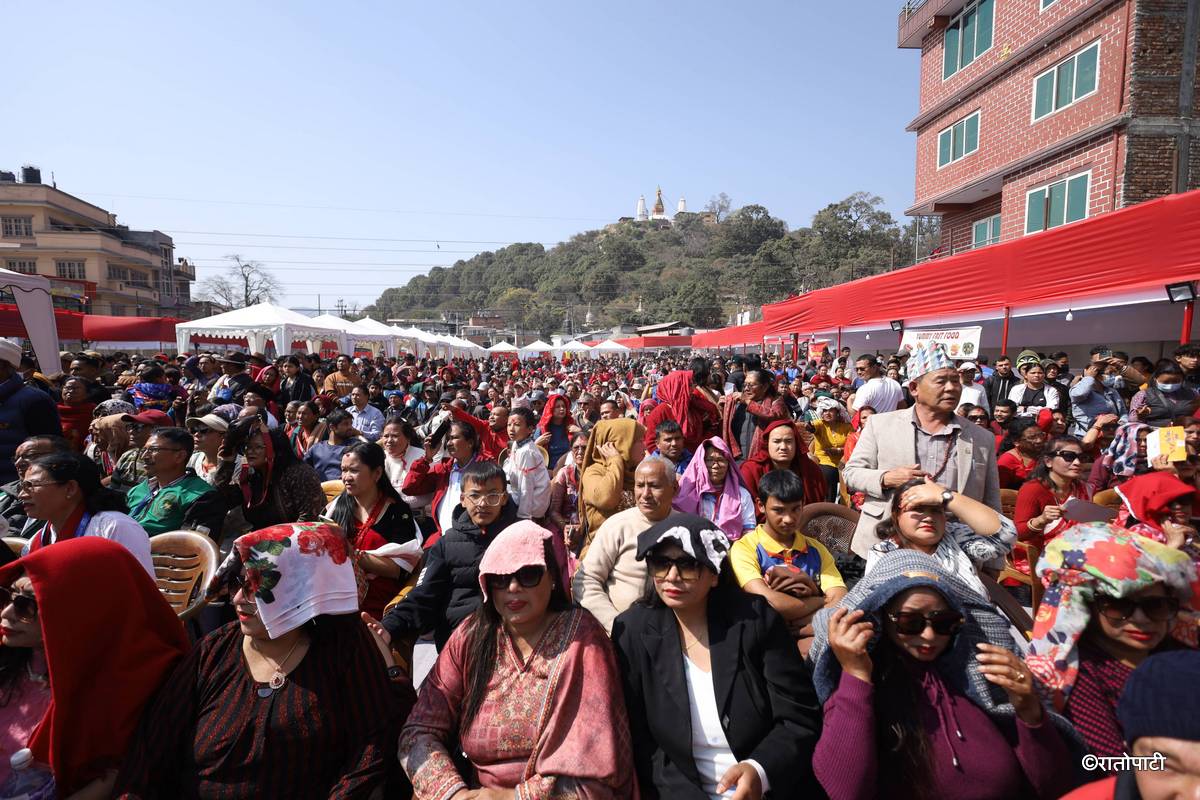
[763,189,1200,336]
[691,321,765,348]
[82,315,181,343]
[0,304,84,341]
[614,335,693,349]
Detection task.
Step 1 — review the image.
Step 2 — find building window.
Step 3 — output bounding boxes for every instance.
[937,111,981,168]
[1033,41,1100,121]
[943,0,994,79]
[0,217,33,238]
[972,214,1001,248]
[1025,172,1090,234]
[1041,0,1058,8]
[109,304,126,316]
[107,264,130,281]
[55,260,86,281]
[4,260,37,275]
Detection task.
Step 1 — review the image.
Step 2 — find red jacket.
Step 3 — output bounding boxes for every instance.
[401,455,493,545]
[447,404,507,461]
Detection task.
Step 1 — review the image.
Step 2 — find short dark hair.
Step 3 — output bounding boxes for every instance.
[509,406,536,427]
[461,460,506,490]
[655,420,683,439]
[995,354,1011,363]
[757,469,805,505]
[326,409,351,427]
[1176,343,1200,359]
[994,399,1017,413]
[150,426,194,457]
[855,354,879,366]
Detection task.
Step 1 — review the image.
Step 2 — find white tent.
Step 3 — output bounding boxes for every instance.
[309,314,396,356]
[554,340,593,358]
[592,339,631,353]
[392,326,444,357]
[175,303,346,355]
[520,339,554,355]
[487,341,520,355]
[0,267,59,372]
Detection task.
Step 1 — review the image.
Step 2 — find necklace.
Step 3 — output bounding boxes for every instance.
[250,635,304,698]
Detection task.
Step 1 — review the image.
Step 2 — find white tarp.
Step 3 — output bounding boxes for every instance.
[592,339,632,353]
[0,268,59,372]
[520,339,554,354]
[554,340,593,357]
[487,341,520,353]
[175,302,346,355]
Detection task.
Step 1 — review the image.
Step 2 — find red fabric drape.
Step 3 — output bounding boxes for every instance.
[763,188,1200,336]
[81,315,181,342]
[0,304,84,340]
[692,321,765,348]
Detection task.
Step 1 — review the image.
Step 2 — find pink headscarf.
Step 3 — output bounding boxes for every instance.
[476,520,570,602]
[674,436,749,541]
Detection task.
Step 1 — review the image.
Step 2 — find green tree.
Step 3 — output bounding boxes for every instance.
[712,205,789,258]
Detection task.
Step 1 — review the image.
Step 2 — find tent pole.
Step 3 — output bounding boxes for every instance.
[1001,306,1011,354]
[1183,301,1195,345]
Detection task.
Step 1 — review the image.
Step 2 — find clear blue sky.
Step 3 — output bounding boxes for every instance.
[8,0,919,310]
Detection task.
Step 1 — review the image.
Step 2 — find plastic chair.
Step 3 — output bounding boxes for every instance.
[149,531,219,621]
[797,503,860,557]
[382,553,427,678]
[998,540,1043,613]
[999,488,1018,520]
[321,480,345,505]
[1,537,26,558]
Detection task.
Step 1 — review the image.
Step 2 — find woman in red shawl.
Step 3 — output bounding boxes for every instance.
[0,537,188,798]
[740,420,827,521]
[536,394,578,470]
[1114,472,1198,553]
[56,377,95,453]
[253,364,283,421]
[641,370,720,454]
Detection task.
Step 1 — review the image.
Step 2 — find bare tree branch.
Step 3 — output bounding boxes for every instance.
[196,255,282,309]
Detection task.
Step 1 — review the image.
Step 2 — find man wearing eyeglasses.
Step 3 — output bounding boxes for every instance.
[126,427,225,537]
[382,461,519,651]
[107,410,172,496]
[0,435,72,539]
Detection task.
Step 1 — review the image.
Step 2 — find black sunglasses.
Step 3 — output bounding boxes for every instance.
[1051,450,1083,463]
[485,565,546,591]
[967,414,989,422]
[887,609,964,636]
[1096,596,1180,623]
[0,586,38,622]
[646,554,702,581]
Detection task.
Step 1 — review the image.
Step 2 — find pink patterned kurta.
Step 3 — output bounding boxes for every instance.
[399,607,636,799]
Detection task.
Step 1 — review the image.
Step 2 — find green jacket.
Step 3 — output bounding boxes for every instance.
[126,471,226,538]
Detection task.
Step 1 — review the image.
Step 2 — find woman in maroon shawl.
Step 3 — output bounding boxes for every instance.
[399,521,635,798]
[641,370,720,454]
[740,420,827,521]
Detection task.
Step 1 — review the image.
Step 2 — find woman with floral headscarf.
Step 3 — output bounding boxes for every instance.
[87,413,134,477]
[1026,523,1199,761]
[398,521,635,798]
[115,522,413,798]
[1087,422,1151,495]
[811,551,1076,800]
[674,436,757,542]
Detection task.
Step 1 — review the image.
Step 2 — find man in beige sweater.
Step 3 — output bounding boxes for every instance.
[573,456,678,632]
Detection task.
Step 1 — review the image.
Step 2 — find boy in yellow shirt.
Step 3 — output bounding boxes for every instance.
[730,470,846,650]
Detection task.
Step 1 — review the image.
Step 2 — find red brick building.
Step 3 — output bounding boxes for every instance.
[900,0,1200,253]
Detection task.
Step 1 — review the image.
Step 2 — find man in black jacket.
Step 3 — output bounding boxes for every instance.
[382,461,518,649]
[984,354,1018,410]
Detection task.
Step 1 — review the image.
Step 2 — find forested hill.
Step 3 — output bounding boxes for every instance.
[362,193,937,335]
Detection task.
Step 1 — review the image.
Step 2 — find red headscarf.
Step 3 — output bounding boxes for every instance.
[655,371,695,439]
[0,538,188,794]
[538,393,571,434]
[743,419,827,507]
[1115,472,1196,532]
[56,401,95,453]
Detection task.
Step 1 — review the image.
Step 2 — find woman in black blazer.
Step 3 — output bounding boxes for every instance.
[611,513,823,800]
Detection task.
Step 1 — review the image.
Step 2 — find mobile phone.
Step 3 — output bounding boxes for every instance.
[428,418,451,451]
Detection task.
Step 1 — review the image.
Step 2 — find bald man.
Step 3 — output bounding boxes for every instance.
[572,456,679,632]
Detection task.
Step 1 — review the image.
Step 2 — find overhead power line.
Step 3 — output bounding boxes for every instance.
[166,229,560,246]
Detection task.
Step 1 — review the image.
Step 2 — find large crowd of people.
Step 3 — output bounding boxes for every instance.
[0,334,1198,798]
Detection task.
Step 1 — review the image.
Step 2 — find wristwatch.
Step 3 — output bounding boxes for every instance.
[940,490,955,507]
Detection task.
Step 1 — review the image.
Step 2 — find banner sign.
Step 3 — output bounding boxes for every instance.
[900,326,981,360]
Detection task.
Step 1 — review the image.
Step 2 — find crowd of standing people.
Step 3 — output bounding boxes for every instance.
[0,334,1197,798]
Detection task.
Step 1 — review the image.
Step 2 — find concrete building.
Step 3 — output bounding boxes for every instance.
[0,166,194,316]
[900,0,1200,254]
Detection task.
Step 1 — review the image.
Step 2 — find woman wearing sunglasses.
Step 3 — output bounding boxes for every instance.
[867,476,1015,600]
[117,522,412,798]
[0,576,49,784]
[811,551,1074,800]
[1027,523,1199,764]
[399,521,636,797]
[1013,435,1092,579]
[611,513,821,800]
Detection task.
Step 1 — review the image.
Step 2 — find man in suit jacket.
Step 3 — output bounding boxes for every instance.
[843,343,1001,558]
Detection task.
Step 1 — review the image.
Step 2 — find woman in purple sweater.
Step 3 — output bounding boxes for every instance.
[809,551,1078,800]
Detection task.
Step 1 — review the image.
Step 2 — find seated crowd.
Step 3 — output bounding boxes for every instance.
[0,336,1197,798]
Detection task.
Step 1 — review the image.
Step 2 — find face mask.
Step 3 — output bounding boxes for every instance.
[1157,381,1182,393]
[1101,375,1122,389]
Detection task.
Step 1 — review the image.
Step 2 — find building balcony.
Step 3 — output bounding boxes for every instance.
[33,230,158,266]
[173,259,195,280]
[898,0,968,48]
